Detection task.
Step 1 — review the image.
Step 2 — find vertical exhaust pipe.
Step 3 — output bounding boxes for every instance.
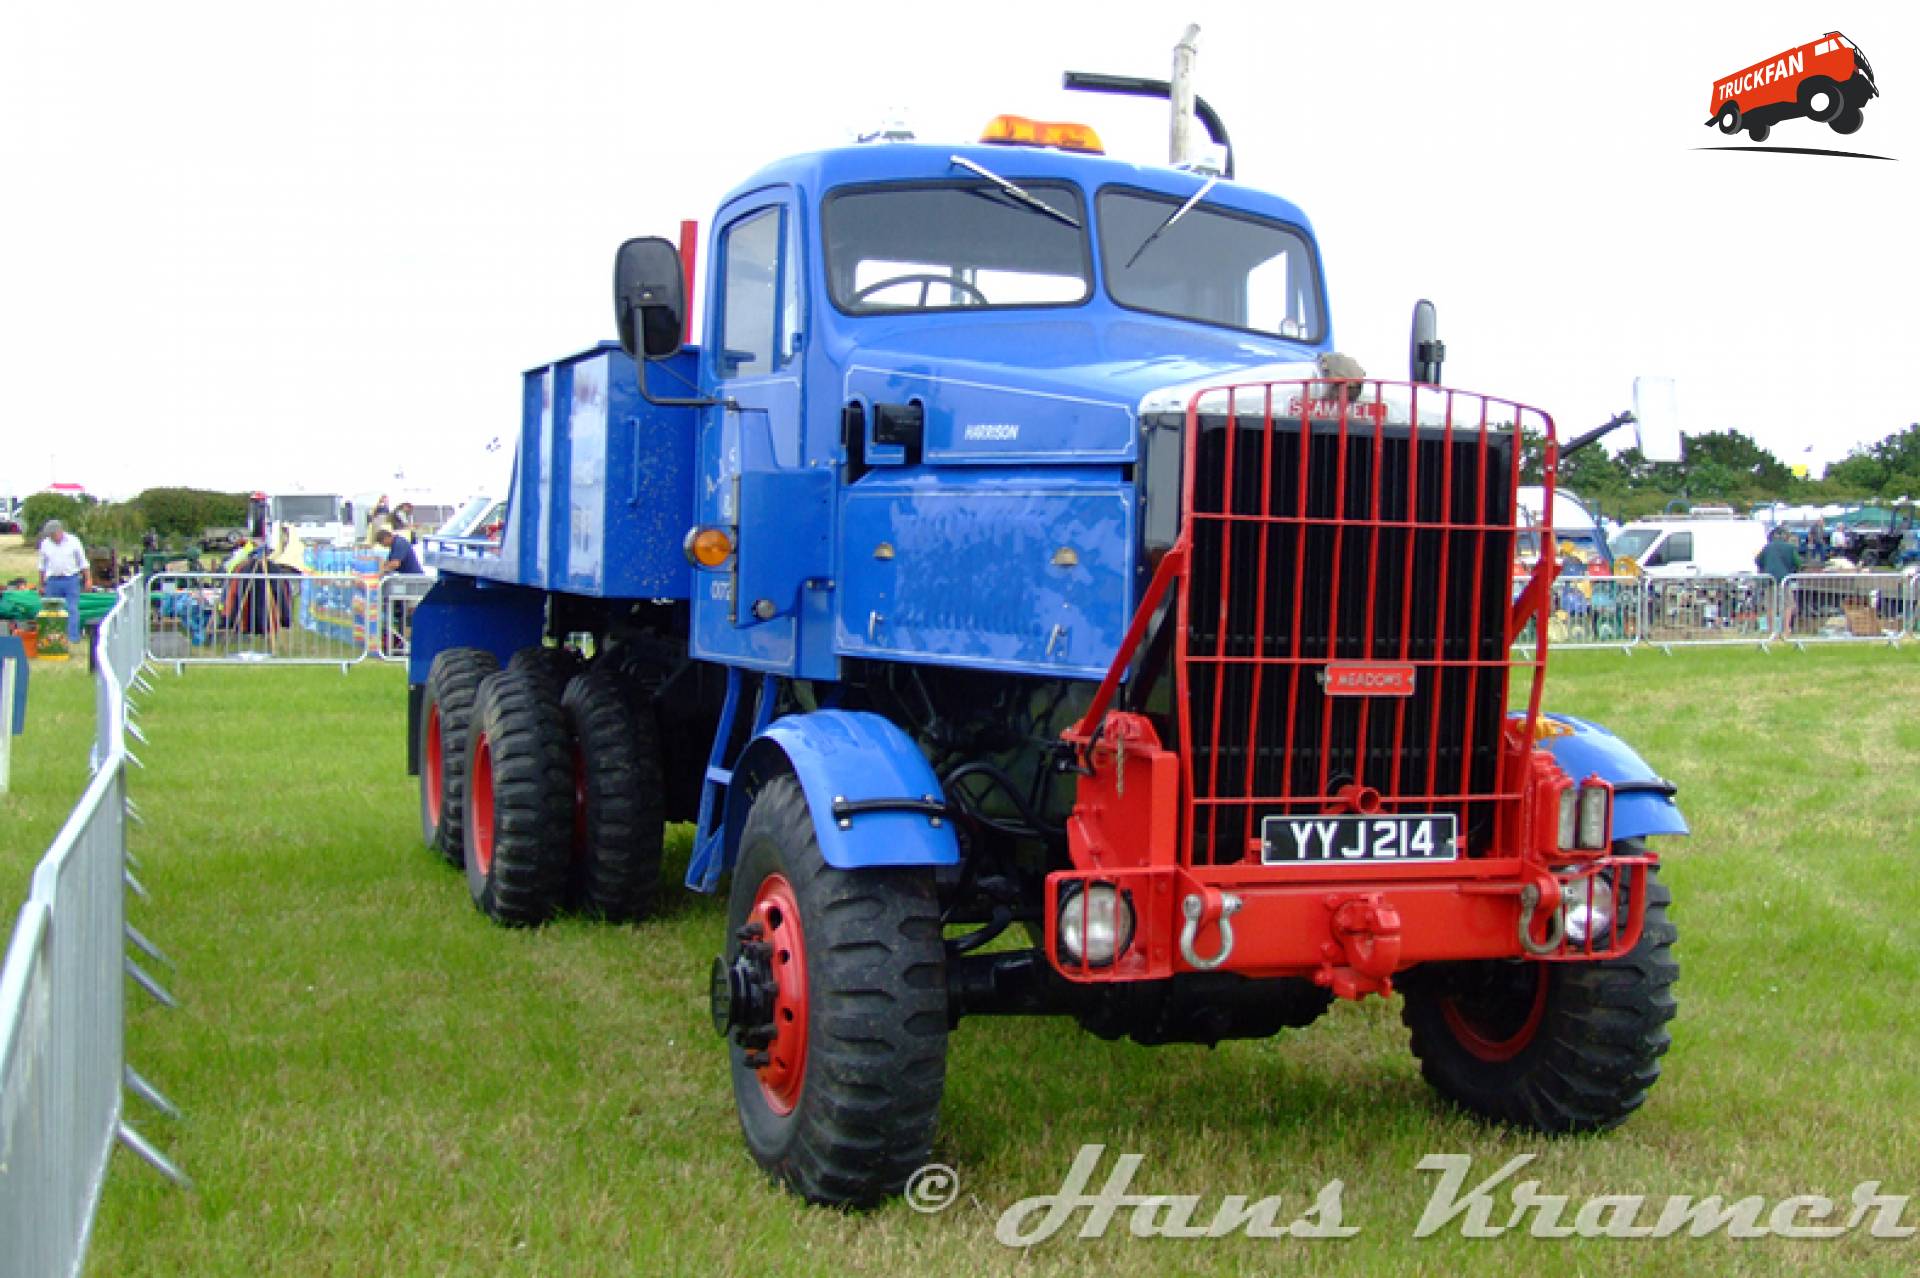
[1169,24,1201,169]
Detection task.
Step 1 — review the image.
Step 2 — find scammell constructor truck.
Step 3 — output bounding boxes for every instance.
[405,47,1688,1207]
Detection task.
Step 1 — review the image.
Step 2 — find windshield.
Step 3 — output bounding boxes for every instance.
[273,495,341,523]
[1099,188,1323,341]
[824,181,1090,314]
[1611,529,1660,561]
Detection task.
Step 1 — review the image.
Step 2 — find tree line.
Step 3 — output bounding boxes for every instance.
[16,488,249,550]
[1523,422,1920,521]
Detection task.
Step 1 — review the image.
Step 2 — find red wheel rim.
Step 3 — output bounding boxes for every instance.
[471,732,496,877]
[748,874,809,1115]
[425,703,444,827]
[1441,965,1549,1063]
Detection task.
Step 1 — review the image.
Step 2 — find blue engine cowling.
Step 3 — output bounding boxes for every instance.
[1528,712,1689,841]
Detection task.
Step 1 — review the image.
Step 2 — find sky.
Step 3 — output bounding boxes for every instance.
[2,0,1915,500]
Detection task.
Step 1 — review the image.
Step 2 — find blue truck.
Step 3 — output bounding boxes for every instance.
[406,72,1687,1207]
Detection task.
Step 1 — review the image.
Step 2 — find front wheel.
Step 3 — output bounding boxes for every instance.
[713,776,948,1207]
[1399,859,1677,1132]
[1830,106,1865,135]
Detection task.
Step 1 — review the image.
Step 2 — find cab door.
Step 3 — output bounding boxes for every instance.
[689,194,830,675]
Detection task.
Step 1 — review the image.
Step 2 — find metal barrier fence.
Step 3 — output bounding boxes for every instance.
[1639,574,1780,649]
[1512,575,1646,653]
[1781,572,1913,646]
[1513,570,1916,653]
[144,571,435,670]
[372,574,431,662]
[146,571,362,670]
[1,577,185,1278]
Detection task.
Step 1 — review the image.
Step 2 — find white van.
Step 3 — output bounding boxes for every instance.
[1610,517,1769,578]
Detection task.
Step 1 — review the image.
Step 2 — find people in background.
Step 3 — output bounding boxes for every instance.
[36,519,91,643]
[375,525,423,576]
[1808,519,1828,562]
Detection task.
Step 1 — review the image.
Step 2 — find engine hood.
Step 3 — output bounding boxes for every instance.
[839,316,1322,464]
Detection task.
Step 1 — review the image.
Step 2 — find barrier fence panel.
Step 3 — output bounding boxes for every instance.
[0,577,184,1278]
[145,571,371,669]
[1512,574,1646,653]
[1638,574,1780,649]
[1781,572,1912,645]
[373,574,432,662]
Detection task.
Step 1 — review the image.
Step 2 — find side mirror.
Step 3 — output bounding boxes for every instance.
[1409,299,1444,384]
[1631,376,1683,464]
[614,237,686,361]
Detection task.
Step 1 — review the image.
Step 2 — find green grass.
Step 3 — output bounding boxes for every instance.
[0,648,1910,1275]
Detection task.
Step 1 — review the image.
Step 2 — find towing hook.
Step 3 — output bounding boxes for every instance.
[1179,891,1243,971]
[1516,882,1566,956]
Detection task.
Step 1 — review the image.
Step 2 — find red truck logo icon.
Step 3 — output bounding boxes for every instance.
[1707,32,1878,142]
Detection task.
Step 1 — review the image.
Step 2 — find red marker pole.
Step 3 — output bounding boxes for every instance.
[678,220,698,345]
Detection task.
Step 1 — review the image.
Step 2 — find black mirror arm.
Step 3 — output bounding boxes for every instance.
[634,358,735,412]
[1560,411,1635,459]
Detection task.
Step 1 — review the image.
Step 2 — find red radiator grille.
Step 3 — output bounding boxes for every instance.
[1174,382,1551,867]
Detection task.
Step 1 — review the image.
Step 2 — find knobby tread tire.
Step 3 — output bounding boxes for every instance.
[508,644,581,694]
[727,776,948,1207]
[561,665,665,921]
[420,647,498,866]
[1399,858,1677,1133]
[465,669,573,926]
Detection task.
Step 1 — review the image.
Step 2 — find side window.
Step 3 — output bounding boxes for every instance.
[718,208,780,378]
[1665,532,1693,564]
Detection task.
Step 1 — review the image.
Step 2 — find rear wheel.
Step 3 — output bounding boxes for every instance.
[712,776,948,1206]
[561,666,665,920]
[1399,860,1677,1132]
[419,648,498,866]
[464,670,573,926]
[509,644,580,693]
[1715,103,1741,135]
[1746,121,1771,143]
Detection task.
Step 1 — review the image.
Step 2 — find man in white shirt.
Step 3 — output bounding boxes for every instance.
[36,520,91,643]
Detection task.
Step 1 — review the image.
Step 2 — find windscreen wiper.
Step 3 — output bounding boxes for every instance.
[949,156,1080,229]
[1124,176,1218,269]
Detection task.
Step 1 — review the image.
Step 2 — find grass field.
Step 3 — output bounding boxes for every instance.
[5,646,1918,1275]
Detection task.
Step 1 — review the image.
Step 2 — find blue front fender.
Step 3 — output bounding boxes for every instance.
[1526,712,1689,841]
[719,710,960,877]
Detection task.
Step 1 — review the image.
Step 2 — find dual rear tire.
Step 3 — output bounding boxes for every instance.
[420,647,664,926]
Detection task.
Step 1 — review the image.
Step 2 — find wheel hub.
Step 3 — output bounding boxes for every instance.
[711,874,810,1115]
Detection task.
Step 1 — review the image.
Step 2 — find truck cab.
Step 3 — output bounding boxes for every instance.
[648,135,1331,683]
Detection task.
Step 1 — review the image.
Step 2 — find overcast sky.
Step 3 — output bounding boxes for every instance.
[2,1,1914,500]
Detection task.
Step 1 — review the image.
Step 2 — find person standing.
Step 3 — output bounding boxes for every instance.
[1754,526,1800,636]
[36,519,91,643]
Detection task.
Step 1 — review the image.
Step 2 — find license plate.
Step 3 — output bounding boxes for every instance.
[1260,813,1458,865]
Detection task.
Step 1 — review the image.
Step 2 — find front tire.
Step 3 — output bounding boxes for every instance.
[1830,106,1865,135]
[419,647,499,866]
[1399,860,1677,1132]
[719,776,948,1207]
[1798,76,1844,122]
[464,670,573,926]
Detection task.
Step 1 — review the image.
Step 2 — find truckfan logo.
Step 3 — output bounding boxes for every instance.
[1701,31,1887,157]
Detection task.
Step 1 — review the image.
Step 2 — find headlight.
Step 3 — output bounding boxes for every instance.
[1057,883,1135,968]
[1557,787,1578,850]
[1576,785,1610,849]
[1564,873,1616,945]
